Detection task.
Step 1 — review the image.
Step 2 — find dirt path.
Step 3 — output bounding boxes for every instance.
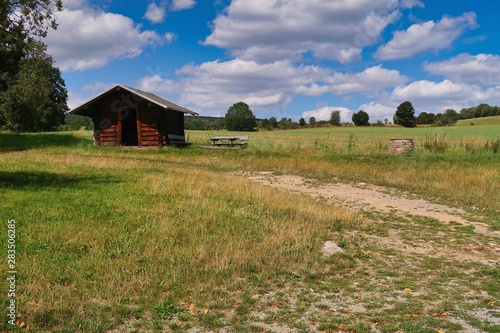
[108,171,499,333]
[243,171,500,238]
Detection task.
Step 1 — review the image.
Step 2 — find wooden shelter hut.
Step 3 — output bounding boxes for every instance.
[70,85,198,147]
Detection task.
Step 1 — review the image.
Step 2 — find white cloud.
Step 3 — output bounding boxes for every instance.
[67,81,120,110]
[134,59,408,116]
[67,90,92,110]
[298,65,408,96]
[391,79,479,103]
[62,0,89,10]
[171,0,196,11]
[375,12,477,60]
[137,75,179,94]
[46,4,167,71]
[144,2,167,24]
[82,81,119,94]
[400,0,424,9]
[424,53,500,86]
[174,59,319,111]
[390,79,500,110]
[164,32,176,44]
[359,102,396,121]
[302,106,353,123]
[178,60,408,112]
[360,80,500,120]
[203,0,420,64]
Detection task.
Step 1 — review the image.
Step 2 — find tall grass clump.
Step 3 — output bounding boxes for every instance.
[485,138,500,153]
[422,133,448,153]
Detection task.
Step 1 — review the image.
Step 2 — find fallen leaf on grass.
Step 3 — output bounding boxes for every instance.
[187,304,196,311]
[405,314,420,318]
[338,323,348,330]
[204,309,209,314]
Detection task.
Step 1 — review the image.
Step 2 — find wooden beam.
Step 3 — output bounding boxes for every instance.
[116,108,122,146]
[136,106,142,147]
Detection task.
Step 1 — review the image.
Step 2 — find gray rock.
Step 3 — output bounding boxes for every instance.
[321,241,344,256]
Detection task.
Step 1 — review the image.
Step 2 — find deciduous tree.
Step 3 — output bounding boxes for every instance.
[352,110,369,126]
[330,110,341,126]
[1,0,66,131]
[0,41,67,131]
[416,112,436,125]
[394,101,416,128]
[269,116,278,128]
[224,102,257,131]
[1,0,63,90]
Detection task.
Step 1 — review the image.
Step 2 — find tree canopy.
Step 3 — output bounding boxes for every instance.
[330,110,341,126]
[352,110,369,126]
[1,41,67,131]
[224,102,257,131]
[0,0,67,132]
[394,101,416,128]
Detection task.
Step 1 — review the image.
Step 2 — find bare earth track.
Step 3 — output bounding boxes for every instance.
[110,172,499,333]
[244,171,500,239]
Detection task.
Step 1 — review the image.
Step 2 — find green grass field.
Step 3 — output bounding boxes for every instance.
[456,115,500,126]
[1,123,499,332]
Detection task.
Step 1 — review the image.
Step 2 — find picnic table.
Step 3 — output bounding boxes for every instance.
[209,136,249,148]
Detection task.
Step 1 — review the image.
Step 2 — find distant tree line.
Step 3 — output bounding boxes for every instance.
[415,103,500,126]
[459,103,500,119]
[185,100,500,132]
[185,116,224,130]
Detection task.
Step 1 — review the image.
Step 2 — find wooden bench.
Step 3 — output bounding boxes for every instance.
[209,136,248,147]
[168,134,191,147]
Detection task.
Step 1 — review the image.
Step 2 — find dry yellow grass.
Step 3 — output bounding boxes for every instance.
[0,129,498,332]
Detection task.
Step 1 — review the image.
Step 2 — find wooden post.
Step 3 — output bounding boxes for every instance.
[117,107,122,146]
[136,106,142,147]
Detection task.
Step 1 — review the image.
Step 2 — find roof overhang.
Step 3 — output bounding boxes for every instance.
[70,84,198,116]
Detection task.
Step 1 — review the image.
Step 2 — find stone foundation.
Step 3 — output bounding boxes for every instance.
[389,139,414,154]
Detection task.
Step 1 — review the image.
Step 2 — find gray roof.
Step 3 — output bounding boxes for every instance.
[70,84,198,116]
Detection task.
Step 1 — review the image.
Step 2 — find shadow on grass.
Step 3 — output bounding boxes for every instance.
[0,132,92,152]
[0,170,119,190]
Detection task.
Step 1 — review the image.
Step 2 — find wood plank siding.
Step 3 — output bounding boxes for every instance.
[137,106,160,147]
[71,85,197,148]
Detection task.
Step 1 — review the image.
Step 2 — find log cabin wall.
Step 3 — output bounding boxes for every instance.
[156,107,185,146]
[91,94,123,146]
[137,104,161,147]
[95,109,120,146]
[84,89,189,147]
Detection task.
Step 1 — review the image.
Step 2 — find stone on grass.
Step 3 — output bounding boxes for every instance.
[321,241,344,256]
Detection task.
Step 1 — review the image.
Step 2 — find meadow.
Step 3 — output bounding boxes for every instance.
[0,121,499,333]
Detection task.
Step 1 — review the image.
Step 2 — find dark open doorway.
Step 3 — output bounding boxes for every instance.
[121,108,138,146]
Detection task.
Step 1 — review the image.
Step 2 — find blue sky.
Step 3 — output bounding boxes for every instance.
[45,0,500,122]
